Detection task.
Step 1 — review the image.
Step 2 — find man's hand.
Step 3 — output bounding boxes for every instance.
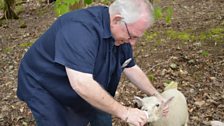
[156,95,169,117]
[161,100,169,117]
[124,107,148,126]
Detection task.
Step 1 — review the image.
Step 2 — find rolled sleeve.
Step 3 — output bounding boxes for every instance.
[122,44,135,68]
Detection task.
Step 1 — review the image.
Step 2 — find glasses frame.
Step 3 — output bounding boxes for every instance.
[123,21,139,40]
[124,22,132,40]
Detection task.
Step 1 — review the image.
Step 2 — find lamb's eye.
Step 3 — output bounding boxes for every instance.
[156,104,160,107]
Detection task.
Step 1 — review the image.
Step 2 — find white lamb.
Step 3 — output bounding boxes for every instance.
[133,88,189,126]
[210,121,224,126]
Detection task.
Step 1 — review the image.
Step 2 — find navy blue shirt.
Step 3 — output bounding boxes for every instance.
[18,6,135,113]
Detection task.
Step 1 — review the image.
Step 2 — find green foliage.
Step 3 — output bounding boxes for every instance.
[200,50,209,57]
[144,26,223,45]
[147,73,155,81]
[84,0,92,4]
[100,0,111,4]
[0,0,24,16]
[197,27,224,43]
[54,0,95,16]
[164,81,178,91]
[15,4,24,15]
[166,30,191,41]
[3,47,13,53]
[153,6,173,24]
[144,32,158,42]
[19,41,34,48]
[198,33,207,41]
[54,0,173,23]
[210,27,224,34]
[2,0,19,19]
[0,0,4,9]
[164,7,173,24]
[208,27,224,42]
[153,7,163,20]
[54,0,78,16]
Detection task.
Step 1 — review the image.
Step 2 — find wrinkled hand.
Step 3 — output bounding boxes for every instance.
[161,102,169,117]
[158,96,169,117]
[125,107,148,126]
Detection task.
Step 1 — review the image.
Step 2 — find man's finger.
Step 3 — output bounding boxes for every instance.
[163,108,169,112]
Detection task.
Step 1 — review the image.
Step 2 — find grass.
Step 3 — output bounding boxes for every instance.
[200,50,209,57]
[144,32,158,42]
[3,47,13,53]
[19,41,34,48]
[166,30,191,41]
[143,26,224,45]
[2,41,34,53]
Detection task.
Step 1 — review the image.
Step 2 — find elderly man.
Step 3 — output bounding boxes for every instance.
[17,0,167,126]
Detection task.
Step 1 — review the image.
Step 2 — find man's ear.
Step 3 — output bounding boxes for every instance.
[133,96,143,108]
[111,14,123,25]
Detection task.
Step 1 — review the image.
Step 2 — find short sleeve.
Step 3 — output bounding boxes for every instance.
[121,43,135,68]
[54,22,98,74]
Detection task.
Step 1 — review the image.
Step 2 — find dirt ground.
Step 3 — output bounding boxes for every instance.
[0,0,223,126]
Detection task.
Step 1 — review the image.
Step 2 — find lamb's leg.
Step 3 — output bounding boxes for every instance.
[184,115,189,126]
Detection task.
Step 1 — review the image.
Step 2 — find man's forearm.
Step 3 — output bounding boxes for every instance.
[66,67,127,120]
[74,76,127,118]
[124,65,159,96]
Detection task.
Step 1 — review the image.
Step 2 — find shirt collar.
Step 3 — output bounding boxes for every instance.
[102,7,113,39]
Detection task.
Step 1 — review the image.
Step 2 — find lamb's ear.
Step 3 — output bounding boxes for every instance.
[163,96,174,106]
[133,96,143,108]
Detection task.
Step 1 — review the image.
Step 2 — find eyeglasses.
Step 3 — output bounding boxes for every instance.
[124,22,132,39]
[123,22,139,40]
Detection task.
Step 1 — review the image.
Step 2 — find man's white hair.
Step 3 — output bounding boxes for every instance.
[109,0,154,26]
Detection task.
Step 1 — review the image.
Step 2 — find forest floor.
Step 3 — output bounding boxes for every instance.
[0,0,224,126]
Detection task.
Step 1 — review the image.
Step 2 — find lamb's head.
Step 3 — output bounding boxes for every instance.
[134,96,161,122]
[133,96,174,122]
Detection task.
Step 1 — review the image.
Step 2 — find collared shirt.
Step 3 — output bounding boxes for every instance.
[18,6,135,113]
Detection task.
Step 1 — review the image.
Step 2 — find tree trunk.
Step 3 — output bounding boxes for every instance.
[3,0,19,19]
